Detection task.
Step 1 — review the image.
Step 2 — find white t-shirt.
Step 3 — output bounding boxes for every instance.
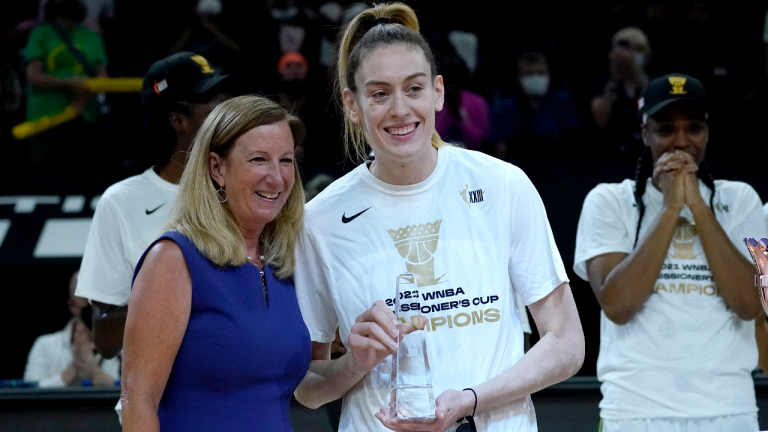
[24,320,121,387]
[76,167,179,306]
[574,178,763,420]
[761,202,768,233]
[295,146,568,432]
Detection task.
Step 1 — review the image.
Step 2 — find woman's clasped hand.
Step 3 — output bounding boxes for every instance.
[653,150,705,211]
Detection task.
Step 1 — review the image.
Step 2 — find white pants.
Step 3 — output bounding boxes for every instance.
[601,414,759,432]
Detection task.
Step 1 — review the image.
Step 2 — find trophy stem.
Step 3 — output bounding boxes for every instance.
[390,273,436,420]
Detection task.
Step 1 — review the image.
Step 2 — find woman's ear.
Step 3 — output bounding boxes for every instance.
[169,112,185,135]
[640,123,649,147]
[209,152,226,188]
[434,75,445,112]
[342,88,361,124]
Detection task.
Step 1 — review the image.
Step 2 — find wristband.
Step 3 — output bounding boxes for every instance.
[456,388,478,432]
[463,388,477,417]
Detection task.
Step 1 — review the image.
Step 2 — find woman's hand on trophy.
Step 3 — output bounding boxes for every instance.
[348,300,401,372]
[348,302,429,373]
[375,388,475,431]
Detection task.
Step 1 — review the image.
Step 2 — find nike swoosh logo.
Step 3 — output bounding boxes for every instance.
[342,206,372,223]
[145,203,166,215]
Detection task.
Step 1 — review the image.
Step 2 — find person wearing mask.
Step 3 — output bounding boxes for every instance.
[591,27,651,160]
[121,95,311,431]
[575,74,763,431]
[292,4,585,432]
[24,271,120,387]
[75,52,233,421]
[24,0,107,188]
[491,51,580,161]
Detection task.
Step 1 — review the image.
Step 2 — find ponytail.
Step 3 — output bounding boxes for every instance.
[337,2,448,163]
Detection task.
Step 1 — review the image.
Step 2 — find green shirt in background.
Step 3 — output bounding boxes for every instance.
[24,23,107,123]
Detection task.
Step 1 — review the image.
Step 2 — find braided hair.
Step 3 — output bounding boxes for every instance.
[632,147,716,248]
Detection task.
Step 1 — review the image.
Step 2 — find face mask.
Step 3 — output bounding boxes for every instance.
[634,53,645,67]
[197,0,222,17]
[520,74,549,97]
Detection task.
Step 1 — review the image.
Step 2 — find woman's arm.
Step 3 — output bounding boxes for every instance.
[121,241,191,432]
[586,152,690,324]
[295,300,423,409]
[684,172,762,320]
[375,282,585,432]
[26,60,88,92]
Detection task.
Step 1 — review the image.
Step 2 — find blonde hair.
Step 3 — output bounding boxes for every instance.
[337,2,449,163]
[164,95,306,279]
[612,27,652,57]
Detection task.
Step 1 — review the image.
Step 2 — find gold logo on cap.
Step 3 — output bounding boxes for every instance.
[668,76,687,95]
[387,220,446,287]
[190,55,214,74]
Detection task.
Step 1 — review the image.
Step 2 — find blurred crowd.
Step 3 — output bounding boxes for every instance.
[0,0,766,195]
[3,0,768,390]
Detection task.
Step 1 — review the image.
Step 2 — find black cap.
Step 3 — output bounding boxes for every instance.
[141,52,230,112]
[638,73,708,122]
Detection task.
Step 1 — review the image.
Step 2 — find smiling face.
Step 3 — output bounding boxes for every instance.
[209,121,296,234]
[343,44,444,167]
[642,105,708,165]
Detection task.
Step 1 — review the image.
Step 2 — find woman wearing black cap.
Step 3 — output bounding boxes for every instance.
[574,74,765,431]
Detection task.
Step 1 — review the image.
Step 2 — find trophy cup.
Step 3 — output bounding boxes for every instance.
[390,273,436,421]
[743,237,768,316]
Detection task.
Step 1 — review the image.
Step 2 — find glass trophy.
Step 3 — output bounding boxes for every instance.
[389,273,436,421]
[744,237,768,316]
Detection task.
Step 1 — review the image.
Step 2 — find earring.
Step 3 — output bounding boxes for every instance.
[217,187,228,204]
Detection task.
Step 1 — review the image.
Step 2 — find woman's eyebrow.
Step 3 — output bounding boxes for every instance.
[364,72,427,87]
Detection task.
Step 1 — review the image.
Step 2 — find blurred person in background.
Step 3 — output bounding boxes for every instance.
[171,0,244,74]
[271,51,344,180]
[24,271,120,387]
[267,0,322,64]
[121,95,310,431]
[575,74,763,431]
[591,27,651,160]
[491,51,580,161]
[24,0,107,188]
[435,55,490,151]
[75,52,234,421]
[37,0,114,34]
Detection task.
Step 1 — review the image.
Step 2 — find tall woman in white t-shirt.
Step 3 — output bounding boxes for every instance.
[293,3,584,432]
[574,74,765,432]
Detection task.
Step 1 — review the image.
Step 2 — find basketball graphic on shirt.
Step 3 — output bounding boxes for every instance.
[670,217,701,259]
[387,220,446,287]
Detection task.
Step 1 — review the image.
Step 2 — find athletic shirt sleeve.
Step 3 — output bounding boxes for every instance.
[507,165,568,306]
[573,184,633,281]
[75,193,133,306]
[294,224,339,344]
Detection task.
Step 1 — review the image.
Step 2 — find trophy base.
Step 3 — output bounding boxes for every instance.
[389,384,437,420]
